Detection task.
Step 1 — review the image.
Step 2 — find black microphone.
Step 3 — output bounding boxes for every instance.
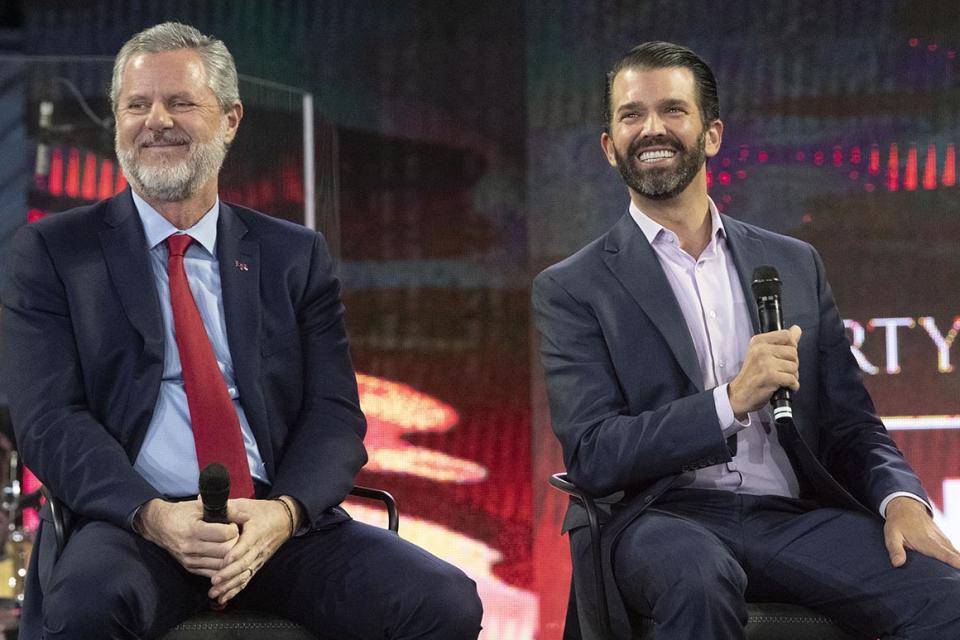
[751,266,793,425]
[199,463,230,524]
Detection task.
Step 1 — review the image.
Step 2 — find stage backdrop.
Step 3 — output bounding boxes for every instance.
[527,1,960,636]
[3,3,958,640]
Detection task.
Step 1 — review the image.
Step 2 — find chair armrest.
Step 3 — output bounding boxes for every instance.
[548,473,603,541]
[41,485,67,554]
[548,472,610,635]
[348,485,399,533]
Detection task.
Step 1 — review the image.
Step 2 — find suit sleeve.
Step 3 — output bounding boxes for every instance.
[1,225,160,528]
[533,271,730,498]
[809,246,927,512]
[267,234,367,525]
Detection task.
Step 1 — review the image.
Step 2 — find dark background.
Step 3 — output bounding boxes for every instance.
[1,2,958,638]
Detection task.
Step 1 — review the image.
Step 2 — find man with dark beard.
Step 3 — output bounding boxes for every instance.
[2,22,481,640]
[607,114,706,201]
[533,42,960,639]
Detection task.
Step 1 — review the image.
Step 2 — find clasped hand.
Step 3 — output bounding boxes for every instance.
[136,496,297,605]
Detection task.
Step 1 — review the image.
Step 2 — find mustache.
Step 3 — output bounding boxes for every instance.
[138,130,191,147]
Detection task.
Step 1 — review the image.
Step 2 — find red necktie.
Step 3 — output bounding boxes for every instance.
[166,234,255,499]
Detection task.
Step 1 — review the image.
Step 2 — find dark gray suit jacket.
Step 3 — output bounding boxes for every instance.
[533,212,926,639]
[2,190,367,637]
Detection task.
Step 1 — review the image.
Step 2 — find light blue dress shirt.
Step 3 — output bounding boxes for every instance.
[131,190,268,496]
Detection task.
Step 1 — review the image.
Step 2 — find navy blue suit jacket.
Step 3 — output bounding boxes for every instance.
[1,190,367,635]
[533,212,926,639]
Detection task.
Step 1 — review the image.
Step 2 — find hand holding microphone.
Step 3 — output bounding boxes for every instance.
[132,464,239,579]
[727,266,801,422]
[206,477,300,606]
[200,463,231,524]
[199,463,232,609]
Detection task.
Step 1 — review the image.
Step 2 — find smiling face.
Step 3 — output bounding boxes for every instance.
[114,48,241,203]
[601,65,722,202]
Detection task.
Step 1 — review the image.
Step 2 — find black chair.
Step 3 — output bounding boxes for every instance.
[549,473,866,640]
[43,485,399,640]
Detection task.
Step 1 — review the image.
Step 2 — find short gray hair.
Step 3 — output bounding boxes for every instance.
[110,22,239,113]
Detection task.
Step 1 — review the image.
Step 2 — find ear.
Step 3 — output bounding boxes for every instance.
[223,101,244,144]
[600,131,618,168]
[704,118,723,159]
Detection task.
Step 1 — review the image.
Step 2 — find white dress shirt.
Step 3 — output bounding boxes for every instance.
[630,199,927,516]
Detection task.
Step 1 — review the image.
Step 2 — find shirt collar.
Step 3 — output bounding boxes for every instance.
[629,197,726,246]
[131,189,220,256]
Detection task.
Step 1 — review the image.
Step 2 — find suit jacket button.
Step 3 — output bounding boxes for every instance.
[643,495,653,503]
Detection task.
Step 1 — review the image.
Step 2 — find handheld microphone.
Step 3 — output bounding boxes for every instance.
[199,463,230,524]
[750,266,793,425]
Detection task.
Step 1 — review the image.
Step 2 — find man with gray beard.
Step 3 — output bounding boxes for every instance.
[2,22,481,640]
[115,113,228,203]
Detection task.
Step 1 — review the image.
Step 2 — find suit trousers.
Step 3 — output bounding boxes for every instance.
[612,488,960,640]
[38,518,482,640]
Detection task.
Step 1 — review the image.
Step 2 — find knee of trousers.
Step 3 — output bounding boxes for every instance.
[639,552,747,609]
[404,564,483,637]
[897,575,960,639]
[42,568,144,637]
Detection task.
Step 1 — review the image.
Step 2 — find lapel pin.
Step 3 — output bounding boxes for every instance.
[234,260,249,271]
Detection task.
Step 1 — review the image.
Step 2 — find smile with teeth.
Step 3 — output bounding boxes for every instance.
[638,149,676,163]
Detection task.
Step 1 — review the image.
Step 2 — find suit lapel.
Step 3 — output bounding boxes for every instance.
[720,215,768,335]
[601,214,705,391]
[721,216,863,508]
[98,191,164,355]
[217,203,260,372]
[217,203,261,396]
[217,204,273,470]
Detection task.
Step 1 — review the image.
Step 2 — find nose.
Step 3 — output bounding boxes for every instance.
[144,102,173,131]
[641,112,666,137]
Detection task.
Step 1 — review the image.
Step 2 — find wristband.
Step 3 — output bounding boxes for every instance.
[272,497,297,537]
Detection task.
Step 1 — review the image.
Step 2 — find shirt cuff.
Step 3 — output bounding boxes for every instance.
[879,492,933,519]
[714,384,750,439]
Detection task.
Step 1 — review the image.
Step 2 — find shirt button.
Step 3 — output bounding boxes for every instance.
[708,309,717,318]
[696,263,704,270]
[718,360,726,368]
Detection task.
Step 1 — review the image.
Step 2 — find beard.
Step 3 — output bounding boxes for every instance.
[612,129,707,201]
[116,120,228,203]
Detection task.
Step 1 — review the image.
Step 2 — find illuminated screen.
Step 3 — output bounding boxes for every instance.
[6,3,960,639]
[526,3,960,637]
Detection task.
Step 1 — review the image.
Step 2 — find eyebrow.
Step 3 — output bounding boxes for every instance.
[121,91,199,103]
[616,98,693,115]
[659,98,691,110]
